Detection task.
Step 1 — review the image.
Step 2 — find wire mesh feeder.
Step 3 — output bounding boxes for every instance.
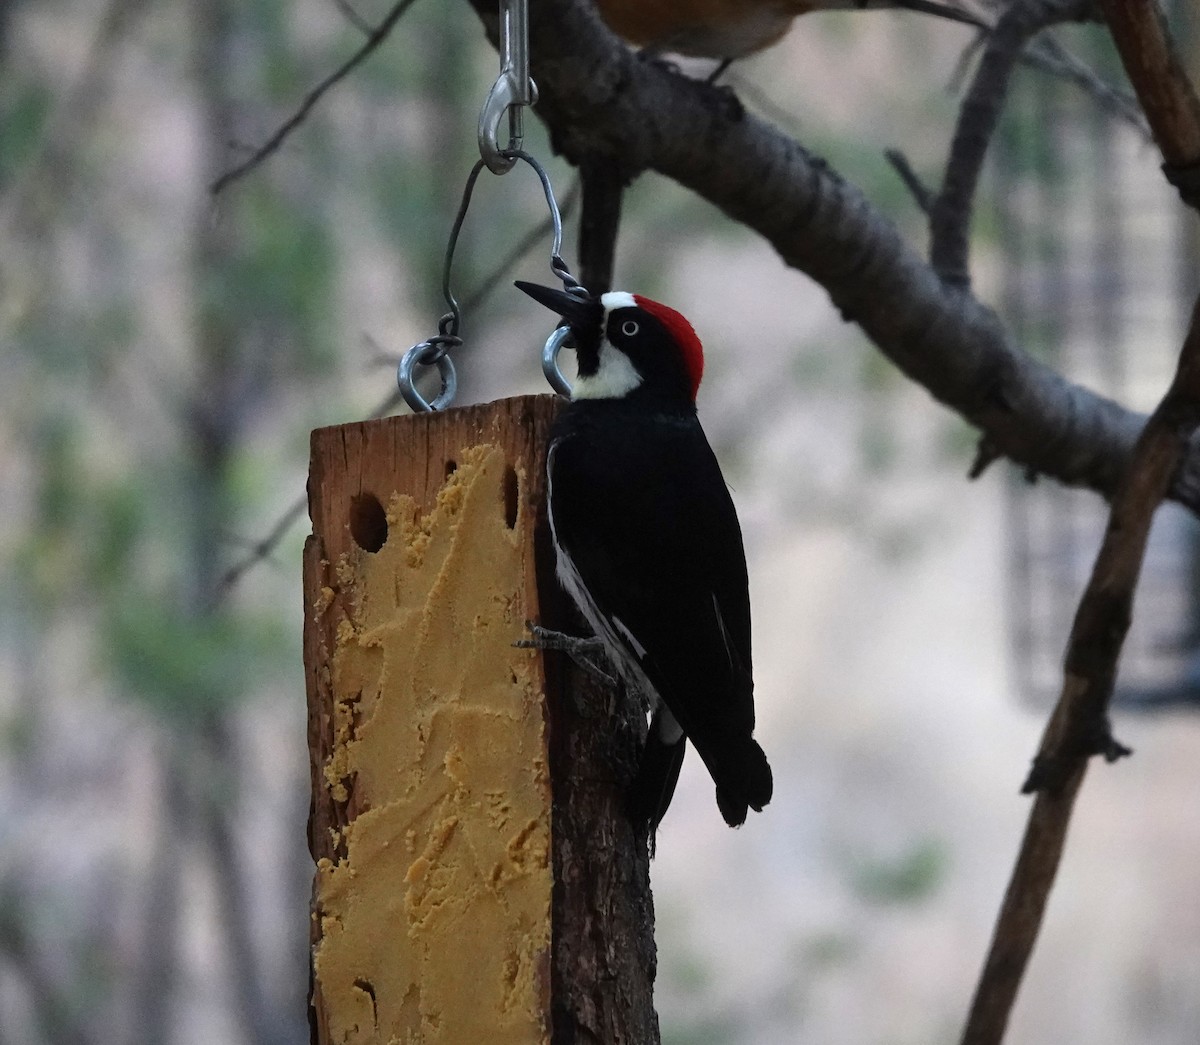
[996,45,1200,711]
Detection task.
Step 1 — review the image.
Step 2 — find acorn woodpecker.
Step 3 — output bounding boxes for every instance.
[516,280,773,831]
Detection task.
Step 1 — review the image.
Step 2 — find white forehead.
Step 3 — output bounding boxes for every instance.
[599,291,637,315]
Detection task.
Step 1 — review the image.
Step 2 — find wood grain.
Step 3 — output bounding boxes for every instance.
[303,395,659,1044]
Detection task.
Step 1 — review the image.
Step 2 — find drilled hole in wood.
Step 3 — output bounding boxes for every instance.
[444,459,457,479]
[353,978,378,1022]
[503,465,519,529]
[349,493,387,552]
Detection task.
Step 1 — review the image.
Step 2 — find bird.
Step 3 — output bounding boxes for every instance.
[515,280,773,833]
[593,0,987,60]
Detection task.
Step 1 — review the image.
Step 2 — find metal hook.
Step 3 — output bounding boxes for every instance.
[479,0,537,174]
[542,325,574,398]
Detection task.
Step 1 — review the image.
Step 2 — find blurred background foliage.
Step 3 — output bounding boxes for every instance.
[1,0,1198,1043]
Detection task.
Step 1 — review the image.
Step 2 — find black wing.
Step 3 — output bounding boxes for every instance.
[549,402,771,823]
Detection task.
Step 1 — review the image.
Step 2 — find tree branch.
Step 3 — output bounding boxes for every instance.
[885,148,935,213]
[1023,34,1149,136]
[1097,0,1200,208]
[209,0,421,196]
[331,0,372,35]
[577,156,629,294]
[961,288,1200,1045]
[213,493,309,607]
[929,0,1094,287]
[463,0,1200,519]
[958,4,1200,1039]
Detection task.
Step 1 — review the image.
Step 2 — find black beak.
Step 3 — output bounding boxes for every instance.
[515,281,600,330]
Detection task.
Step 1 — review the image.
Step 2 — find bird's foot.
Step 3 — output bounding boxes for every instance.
[635,47,742,118]
[515,621,605,655]
[514,622,617,688]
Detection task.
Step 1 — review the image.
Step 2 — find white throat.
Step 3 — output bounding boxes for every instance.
[571,341,642,400]
[571,292,643,400]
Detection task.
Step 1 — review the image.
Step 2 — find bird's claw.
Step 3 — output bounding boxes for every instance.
[514,621,617,688]
[514,621,604,654]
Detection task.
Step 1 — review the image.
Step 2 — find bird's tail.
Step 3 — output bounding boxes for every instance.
[711,736,773,828]
[627,719,687,836]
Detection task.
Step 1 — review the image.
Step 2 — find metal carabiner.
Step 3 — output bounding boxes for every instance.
[478,0,536,174]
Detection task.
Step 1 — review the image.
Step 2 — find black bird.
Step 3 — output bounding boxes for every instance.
[517,281,773,832]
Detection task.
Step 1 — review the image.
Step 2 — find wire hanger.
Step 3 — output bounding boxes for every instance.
[397,0,584,412]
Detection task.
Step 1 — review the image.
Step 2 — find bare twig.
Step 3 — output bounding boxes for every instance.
[885,149,935,213]
[1023,35,1149,136]
[214,494,309,605]
[960,4,1200,1039]
[930,0,1094,287]
[967,435,1002,478]
[1097,0,1200,208]
[947,30,988,95]
[331,0,372,35]
[209,0,422,195]
[961,291,1200,1045]
[947,27,1146,135]
[578,158,628,295]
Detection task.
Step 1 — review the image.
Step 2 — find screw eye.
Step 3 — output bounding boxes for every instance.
[621,320,639,337]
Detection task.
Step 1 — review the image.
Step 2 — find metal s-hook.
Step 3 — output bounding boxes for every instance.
[479,0,537,175]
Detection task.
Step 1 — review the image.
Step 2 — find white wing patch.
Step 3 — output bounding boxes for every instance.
[656,704,684,744]
[612,616,647,659]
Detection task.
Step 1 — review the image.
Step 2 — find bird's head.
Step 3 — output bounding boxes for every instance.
[516,281,704,406]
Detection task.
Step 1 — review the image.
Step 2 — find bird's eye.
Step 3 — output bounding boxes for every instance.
[620,320,639,337]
